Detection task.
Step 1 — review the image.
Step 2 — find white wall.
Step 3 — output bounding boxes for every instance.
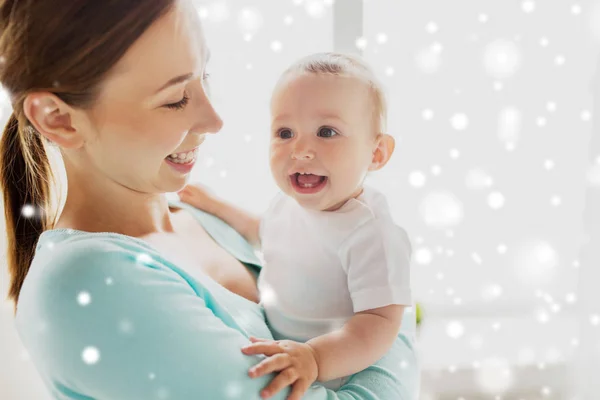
[1,1,599,399]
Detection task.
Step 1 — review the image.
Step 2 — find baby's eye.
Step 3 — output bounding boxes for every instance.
[317,127,338,138]
[278,129,294,139]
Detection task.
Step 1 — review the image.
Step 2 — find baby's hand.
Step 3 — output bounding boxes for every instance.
[242,336,319,400]
[177,183,216,211]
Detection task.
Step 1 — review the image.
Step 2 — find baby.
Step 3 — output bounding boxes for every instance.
[178,52,412,399]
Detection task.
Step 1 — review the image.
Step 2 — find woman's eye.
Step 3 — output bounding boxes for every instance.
[164,93,190,110]
[318,127,338,138]
[278,129,294,139]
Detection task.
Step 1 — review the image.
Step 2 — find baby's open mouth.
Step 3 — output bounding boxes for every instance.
[290,173,328,194]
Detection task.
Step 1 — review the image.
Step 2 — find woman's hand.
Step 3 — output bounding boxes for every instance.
[177,183,217,213]
[242,336,319,400]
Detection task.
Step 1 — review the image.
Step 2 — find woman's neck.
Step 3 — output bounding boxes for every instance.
[54,166,178,237]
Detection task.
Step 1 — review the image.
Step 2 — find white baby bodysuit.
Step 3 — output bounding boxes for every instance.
[257,186,412,344]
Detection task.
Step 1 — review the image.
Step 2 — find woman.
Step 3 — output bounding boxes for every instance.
[0,1,419,399]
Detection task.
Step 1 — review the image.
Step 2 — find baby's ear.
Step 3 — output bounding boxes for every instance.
[368,133,395,171]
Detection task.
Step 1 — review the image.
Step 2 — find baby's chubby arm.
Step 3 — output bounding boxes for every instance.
[178,183,261,248]
[307,304,405,382]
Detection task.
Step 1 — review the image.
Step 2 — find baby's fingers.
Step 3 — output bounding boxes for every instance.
[287,380,311,400]
[242,341,282,357]
[261,368,298,399]
[249,353,291,378]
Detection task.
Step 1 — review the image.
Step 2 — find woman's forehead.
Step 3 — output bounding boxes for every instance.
[103,2,208,96]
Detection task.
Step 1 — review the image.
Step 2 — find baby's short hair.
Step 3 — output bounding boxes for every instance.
[278,52,387,134]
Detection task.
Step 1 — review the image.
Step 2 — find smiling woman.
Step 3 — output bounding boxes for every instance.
[0,1,418,399]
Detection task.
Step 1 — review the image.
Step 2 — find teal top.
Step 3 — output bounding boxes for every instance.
[16,199,420,400]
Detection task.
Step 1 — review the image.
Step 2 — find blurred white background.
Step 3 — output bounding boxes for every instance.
[1,0,599,399]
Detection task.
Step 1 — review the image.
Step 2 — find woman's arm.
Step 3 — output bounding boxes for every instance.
[18,240,418,400]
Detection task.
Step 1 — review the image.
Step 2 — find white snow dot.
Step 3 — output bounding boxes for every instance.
[488,192,505,209]
[450,113,469,130]
[555,55,566,66]
[82,347,100,365]
[540,37,549,47]
[431,165,442,176]
[384,66,394,76]
[225,381,243,397]
[21,205,36,218]
[284,15,294,25]
[550,195,561,206]
[590,314,600,326]
[546,102,557,112]
[541,386,552,396]
[472,253,483,265]
[259,283,277,307]
[493,81,504,91]
[205,157,214,167]
[416,45,442,74]
[581,110,592,121]
[77,291,91,306]
[136,253,153,265]
[466,168,494,190]
[425,22,438,34]
[246,63,253,70]
[220,170,227,178]
[47,242,55,250]
[149,373,156,380]
[237,7,263,35]
[449,148,460,159]
[482,284,503,301]
[270,41,283,52]
[565,293,577,304]
[522,1,536,13]
[419,191,464,229]
[483,39,521,79]
[376,33,388,44]
[478,13,488,23]
[446,321,465,339]
[497,244,507,254]
[105,277,113,285]
[537,117,547,127]
[572,4,582,15]
[243,34,252,42]
[409,171,427,188]
[422,109,434,120]
[415,247,433,265]
[399,360,409,369]
[436,272,444,280]
[244,135,252,143]
[544,159,555,170]
[119,319,135,335]
[355,37,368,50]
[304,0,327,18]
[157,387,170,399]
[537,310,550,323]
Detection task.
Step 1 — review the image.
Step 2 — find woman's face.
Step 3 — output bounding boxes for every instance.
[73,0,222,194]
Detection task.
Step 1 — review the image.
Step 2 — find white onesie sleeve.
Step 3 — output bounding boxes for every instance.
[338,219,413,313]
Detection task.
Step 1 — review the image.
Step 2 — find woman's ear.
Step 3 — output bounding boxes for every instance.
[23,92,84,149]
[369,133,395,171]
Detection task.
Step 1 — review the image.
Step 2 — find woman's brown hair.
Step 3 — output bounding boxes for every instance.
[0,0,174,308]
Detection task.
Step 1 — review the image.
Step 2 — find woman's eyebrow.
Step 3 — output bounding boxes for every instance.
[154,73,194,94]
[153,49,211,94]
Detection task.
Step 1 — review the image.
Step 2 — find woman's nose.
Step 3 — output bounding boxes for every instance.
[194,88,223,135]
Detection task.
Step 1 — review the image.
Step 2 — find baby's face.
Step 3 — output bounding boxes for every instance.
[269,73,378,211]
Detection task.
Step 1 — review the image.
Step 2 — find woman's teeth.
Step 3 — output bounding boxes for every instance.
[167,150,196,164]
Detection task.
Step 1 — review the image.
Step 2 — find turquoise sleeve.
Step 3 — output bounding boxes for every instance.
[20,241,417,400]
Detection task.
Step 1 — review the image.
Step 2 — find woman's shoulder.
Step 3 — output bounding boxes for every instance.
[17,230,189,325]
